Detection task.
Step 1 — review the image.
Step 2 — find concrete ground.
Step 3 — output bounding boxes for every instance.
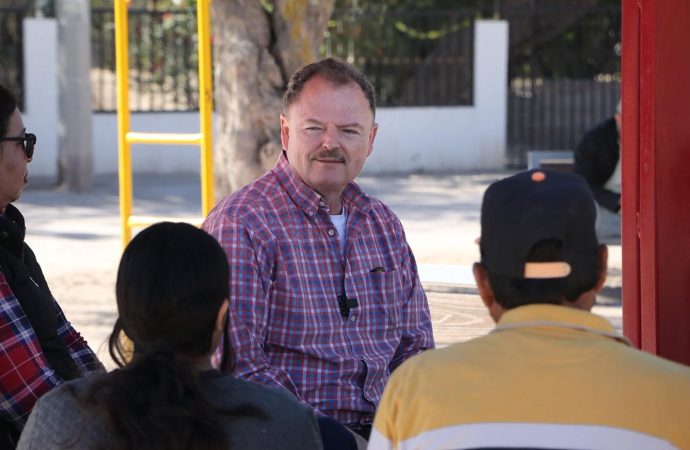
[17,171,622,368]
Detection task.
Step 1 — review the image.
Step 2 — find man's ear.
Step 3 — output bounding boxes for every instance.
[473,263,503,323]
[280,114,289,150]
[593,244,609,293]
[367,122,378,157]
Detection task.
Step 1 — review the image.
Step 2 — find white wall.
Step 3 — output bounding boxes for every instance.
[23,19,508,178]
[92,112,203,174]
[22,19,59,181]
[366,20,508,174]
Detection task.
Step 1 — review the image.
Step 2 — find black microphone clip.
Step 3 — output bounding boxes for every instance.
[337,294,359,318]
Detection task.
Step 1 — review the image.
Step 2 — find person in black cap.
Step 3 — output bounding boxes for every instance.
[369,169,690,450]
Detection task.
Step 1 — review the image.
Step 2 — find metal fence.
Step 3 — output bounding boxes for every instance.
[90,8,475,111]
[0,7,26,108]
[501,3,621,166]
[44,4,620,168]
[323,9,475,107]
[91,7,199,112]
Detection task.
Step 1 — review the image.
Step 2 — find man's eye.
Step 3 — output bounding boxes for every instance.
[342,129,359,135]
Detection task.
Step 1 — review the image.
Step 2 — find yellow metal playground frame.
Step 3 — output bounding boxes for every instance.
[113,0,214,246]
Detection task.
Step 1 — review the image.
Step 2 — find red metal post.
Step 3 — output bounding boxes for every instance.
[621,0,641,348]
[622,0,690,365]
[653,0,690,364]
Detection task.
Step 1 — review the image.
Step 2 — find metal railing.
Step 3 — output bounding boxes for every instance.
[87,2,620,169]
[112,0,214,246]
[92,7,199,112]
[323,9,475,107]
[501,2,621,166]
[90,8,476,111]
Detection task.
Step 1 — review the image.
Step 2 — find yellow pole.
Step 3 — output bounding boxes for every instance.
[114,0,133,246]
[197,0,215,216]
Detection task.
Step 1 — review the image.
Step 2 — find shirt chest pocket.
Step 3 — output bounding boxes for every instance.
[346,265,405,329]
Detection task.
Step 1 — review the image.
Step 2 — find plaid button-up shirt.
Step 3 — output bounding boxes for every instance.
[0,269,102,431]
[204,153,434,425]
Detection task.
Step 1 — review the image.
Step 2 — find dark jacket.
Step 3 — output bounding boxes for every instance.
[574,118,620,213]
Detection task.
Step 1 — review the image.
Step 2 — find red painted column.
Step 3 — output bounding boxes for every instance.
[621,0,641,348]
[622,0,690,365]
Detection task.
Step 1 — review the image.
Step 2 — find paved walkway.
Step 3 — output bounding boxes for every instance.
[17,171,622,368]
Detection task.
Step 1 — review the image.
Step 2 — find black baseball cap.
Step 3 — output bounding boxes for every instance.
[479,169,598,279]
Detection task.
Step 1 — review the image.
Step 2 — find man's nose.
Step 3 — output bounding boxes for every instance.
[322,126,339,150]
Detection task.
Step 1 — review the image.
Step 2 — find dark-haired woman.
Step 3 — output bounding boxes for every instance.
[17,222,323,449]
[0,85,103,448]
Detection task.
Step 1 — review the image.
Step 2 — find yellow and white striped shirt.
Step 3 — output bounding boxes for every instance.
[370,304,690,450]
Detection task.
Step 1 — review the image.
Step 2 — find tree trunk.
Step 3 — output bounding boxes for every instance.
[57,0,93,191]
[212,0,335,198]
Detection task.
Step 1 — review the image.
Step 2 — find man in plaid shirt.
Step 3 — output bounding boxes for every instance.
[204,58,434,442]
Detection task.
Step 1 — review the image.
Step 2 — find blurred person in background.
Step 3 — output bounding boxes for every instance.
[574,100,622,240]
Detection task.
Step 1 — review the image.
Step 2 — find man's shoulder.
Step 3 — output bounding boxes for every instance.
[365,193,393,213]
[578,117,617,150]
[615,344,690,386]
[210,171,284,219]
[354,189,401,225]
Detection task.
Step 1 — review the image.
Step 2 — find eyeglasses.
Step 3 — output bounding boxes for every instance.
[0,133,36,160]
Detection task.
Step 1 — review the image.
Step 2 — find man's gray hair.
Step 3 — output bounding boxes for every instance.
[282,58,376,118]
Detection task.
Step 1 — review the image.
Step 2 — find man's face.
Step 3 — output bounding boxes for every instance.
[280,76,378,204]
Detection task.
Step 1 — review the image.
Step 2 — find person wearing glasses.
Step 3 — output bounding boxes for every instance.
[0,84,103,448]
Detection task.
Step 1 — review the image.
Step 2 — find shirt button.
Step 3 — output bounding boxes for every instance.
[328,229,335,236]
[319,201,326,208]
[350,316,355,322]
[308,211,314,217]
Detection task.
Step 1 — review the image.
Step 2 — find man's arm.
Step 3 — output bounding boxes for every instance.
[204,211,313,409]
[0,273,63,430]
[388,230,434,372]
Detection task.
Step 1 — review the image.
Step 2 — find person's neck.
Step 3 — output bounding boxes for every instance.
[321,191,344,215]
[329,201,344,215]
[560,291,596,311]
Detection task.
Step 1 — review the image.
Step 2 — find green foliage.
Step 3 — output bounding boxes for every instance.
[507,3,621,78]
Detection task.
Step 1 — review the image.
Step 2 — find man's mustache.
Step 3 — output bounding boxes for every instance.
[314,149,345,162]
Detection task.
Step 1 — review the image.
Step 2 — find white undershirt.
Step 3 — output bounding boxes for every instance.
[330,211,348,256]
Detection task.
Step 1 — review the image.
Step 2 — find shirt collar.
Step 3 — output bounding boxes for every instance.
[273,151,371,217]
[493,304,630,346]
